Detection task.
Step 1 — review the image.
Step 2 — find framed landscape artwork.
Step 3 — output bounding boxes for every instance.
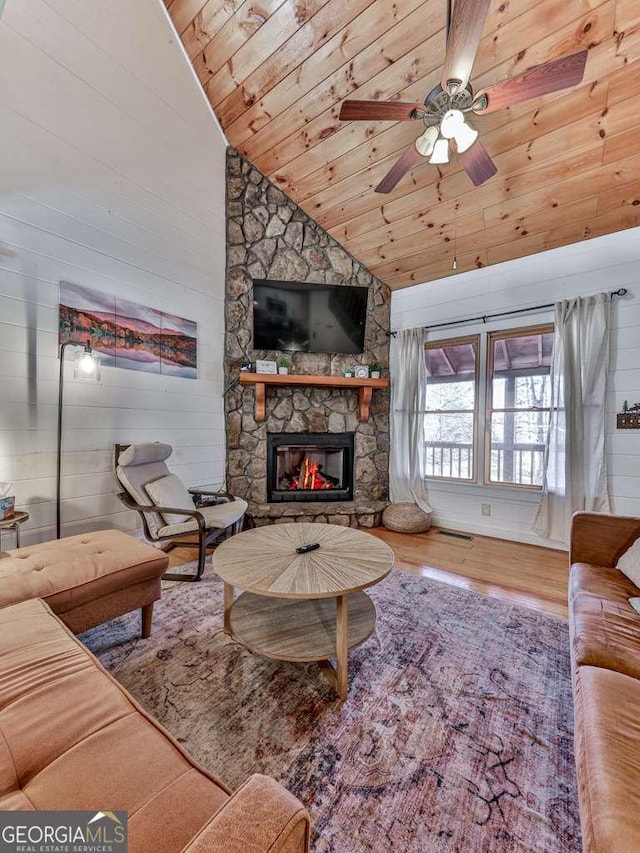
[59,282,197,379]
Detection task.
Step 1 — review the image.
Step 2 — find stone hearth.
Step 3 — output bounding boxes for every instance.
[224,149,390,527]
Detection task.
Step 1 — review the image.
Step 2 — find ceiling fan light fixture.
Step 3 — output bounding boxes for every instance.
[453,122,478,153]
[415,125,439,157]
[429,138,450,165]
[440,109,465,139]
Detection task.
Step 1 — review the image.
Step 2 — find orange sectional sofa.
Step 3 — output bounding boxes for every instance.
[0,533,310,852]
[569,511,640,852]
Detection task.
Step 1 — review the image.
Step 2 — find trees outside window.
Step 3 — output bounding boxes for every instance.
[424,336,479,481]
[486,327,554,487]
[424,325,553,488]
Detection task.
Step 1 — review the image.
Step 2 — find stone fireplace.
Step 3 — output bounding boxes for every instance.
[267,432,354,503]
[224,149,390,528]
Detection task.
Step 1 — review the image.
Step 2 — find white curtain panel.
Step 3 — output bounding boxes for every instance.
[389,328,432,513]
[533,292,611,545]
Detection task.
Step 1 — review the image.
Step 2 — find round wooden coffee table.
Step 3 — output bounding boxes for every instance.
[212,522,394,700]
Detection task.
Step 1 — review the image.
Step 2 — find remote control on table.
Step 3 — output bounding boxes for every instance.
[296,543,320,554]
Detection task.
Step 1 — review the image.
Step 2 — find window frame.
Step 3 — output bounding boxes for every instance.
[424,334,480,484]
[483,323,554,490]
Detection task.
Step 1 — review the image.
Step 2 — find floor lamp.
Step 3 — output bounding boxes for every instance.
[57,339,101,539]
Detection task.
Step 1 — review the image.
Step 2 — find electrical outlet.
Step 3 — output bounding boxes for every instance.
[481,503,491,517]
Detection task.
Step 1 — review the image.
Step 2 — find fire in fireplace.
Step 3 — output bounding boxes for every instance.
[267,433,354,502]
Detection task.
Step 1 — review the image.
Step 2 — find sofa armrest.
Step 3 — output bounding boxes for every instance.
[570,511,640,567]
[180,774,310,853]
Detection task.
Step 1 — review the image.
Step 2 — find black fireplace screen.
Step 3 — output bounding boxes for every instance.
[267,433,354,502]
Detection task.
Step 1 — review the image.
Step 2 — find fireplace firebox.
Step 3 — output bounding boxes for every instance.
[267,433,355,502]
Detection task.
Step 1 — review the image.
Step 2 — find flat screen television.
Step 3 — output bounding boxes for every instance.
[252,279,368,354]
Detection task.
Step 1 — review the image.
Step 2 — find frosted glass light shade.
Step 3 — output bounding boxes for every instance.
[74,349,101,381]
[415,126,439,157]
[453,122,478,153]
[440,109,465,139]
[429,138,450,165]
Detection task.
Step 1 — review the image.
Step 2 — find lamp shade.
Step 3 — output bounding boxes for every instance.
[453,122,478,153]
[429,138,450,165]
[415,125,439,157]
[440,109,465,139]
[73,349,101,381]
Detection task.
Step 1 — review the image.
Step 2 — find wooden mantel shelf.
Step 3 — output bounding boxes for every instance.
[239,372,389,423]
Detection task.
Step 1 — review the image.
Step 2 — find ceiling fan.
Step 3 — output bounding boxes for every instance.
[339,0,588,191]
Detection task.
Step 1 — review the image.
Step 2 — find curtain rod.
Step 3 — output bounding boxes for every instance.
[388,288,628,336]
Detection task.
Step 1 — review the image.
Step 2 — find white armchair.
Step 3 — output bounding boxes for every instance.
[115,443,247,581]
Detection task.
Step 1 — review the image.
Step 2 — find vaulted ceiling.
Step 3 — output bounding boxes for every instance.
[165,0,640,289]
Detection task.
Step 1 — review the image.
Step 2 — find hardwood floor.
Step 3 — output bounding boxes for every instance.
[167,525,570,619]
[370,527,569,619]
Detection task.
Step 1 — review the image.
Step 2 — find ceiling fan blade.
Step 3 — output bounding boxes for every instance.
[339,100,425,122]
[441,0,492,92]
[474,49,588,114]
[459,141,497,186]
[375,145,422,194]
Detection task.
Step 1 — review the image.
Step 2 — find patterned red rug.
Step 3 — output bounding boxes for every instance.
[83,565,580,852]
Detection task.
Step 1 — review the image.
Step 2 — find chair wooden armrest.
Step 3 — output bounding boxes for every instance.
[570,511,640,567]
[180,774,310,853]
[117,491,206,533]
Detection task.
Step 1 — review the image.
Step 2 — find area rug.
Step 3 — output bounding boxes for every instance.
[82,563,580,852]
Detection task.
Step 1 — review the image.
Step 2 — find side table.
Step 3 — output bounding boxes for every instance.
[0,511,29,550]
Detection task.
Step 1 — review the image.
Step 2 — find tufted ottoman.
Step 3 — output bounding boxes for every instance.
[0,529,168,637]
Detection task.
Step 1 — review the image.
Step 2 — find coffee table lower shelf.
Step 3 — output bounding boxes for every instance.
[227,590,377,699]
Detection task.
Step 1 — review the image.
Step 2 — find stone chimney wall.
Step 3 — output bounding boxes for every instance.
[224,149,391,527]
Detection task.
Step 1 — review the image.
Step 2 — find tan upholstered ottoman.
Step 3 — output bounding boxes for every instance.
[0,529,168,637]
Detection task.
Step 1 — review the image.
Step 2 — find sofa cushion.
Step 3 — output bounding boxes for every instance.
[145,473,195,526]
[616,536,640,587]
[573,665,640,853]
[0,598,229,852]
[0,530,166,614]
[569,562,640,679]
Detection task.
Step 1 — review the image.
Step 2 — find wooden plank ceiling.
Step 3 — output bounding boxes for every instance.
[166,0,640,289]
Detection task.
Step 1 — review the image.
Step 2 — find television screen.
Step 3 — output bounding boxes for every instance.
[252,280,368,354]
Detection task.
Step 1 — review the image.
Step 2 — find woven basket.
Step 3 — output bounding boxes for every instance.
[382,502,432,534]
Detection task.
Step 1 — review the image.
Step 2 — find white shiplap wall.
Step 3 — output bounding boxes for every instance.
[392,227,640,549]
[0,0,228,545]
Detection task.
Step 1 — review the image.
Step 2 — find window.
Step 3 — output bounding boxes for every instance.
[424,336,479,481]
[424,324,554,488]
[486,327,553,487]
